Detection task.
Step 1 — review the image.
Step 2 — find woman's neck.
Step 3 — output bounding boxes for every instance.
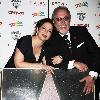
[32,36,44,48]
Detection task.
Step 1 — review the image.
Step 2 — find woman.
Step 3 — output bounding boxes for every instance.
[5,18,62,73]
[14,18,56,72]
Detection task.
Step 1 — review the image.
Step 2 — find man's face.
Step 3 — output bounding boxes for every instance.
[53,10,70,35]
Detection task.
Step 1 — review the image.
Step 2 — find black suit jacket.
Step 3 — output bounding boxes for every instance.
[44,26,100,72]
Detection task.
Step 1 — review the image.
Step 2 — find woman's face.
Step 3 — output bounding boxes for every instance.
[37,22,53,41]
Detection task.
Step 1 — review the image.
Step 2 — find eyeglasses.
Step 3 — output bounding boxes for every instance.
[54,16,70,22]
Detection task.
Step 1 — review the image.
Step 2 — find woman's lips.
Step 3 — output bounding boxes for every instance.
[42,34,47,38]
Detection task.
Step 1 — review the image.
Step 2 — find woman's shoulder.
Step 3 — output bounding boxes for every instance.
[20,35,32,40]
[16,35,32,47]
[18,35,32,42]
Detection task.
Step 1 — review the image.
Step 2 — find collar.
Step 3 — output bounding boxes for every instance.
[59,31,70,41]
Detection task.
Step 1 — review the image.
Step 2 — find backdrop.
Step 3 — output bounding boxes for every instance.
[0,0,100,68]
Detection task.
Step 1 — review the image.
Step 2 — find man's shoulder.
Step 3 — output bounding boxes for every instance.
[70,26,87,30]
[69,26,88,35]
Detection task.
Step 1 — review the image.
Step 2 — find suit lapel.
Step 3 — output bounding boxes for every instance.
[69,27,78,49]
[69,26,86,51]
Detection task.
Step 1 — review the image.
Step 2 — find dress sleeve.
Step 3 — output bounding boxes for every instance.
[16,35,30,55]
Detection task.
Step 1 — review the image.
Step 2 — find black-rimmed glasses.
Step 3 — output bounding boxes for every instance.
[54,16,70,22]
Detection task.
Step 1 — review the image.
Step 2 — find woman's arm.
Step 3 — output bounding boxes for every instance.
[14,48,44,68]
[14,48,54,74]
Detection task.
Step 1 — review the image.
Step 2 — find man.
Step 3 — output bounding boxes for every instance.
[45,6,100,100]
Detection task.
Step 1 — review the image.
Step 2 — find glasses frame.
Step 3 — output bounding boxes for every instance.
[54,16,70,22]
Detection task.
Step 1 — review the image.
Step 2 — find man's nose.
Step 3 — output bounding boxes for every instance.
[61,19,66,24]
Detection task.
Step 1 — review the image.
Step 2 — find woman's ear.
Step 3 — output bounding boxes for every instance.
[53,20,54,23]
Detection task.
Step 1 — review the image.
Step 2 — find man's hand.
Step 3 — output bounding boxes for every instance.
[73,61,88,72]
[80,75,95,95]
[51,55,63,65]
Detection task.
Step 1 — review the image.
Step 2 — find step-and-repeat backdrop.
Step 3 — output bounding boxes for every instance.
[0,0,100,68]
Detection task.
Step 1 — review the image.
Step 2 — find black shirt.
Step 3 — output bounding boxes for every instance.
[5,35,45,68]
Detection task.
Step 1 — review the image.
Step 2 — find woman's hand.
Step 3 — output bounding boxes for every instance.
[73,61,88,72]
[42,65,55,74]
[51,55,63,65]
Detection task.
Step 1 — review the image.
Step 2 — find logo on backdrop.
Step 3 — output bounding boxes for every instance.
[0,0,1,5]
[52,2,67,6]
[98,34,100,42]
[0,21,2,26]
[33,21,37,25]
[96,25,100,29]
[98,0,100,8]
[32,11,45,17]
[0,33,1,37]
[30,1,46,6]
[11,31,21,40]
[75,2,88,8]
[11,0,22,9]
[74,24,90,28]
[95,13,100,17]
[8,11,24,15]
[77,12,86,21]
[98,34,100,39]
[9,21,23,27]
